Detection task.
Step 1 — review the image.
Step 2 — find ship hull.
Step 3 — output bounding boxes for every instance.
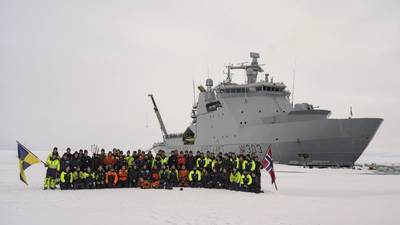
[153,118,383,166]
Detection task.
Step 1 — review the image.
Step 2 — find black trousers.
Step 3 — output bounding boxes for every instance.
[60,182,71,190]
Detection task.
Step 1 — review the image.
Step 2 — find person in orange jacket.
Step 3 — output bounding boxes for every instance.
[179,164,189,187]
[103,152,116,170]
[151,166,160,188]
[105,167,118,188]
[118,165,128,188]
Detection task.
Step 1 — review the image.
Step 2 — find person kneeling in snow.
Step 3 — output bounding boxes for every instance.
[71,167,84,189]
[82,167,96,189]
[229,168,241,191]
[240,171,253,192]
[105,167,118,188]
[168,165,179,187]
[95,165,106,189]
[118,165,129,188]
[139,164,152,189]
[178,165,189,187]
[151,166,161,188]
[128,165,139,188]
[159,165,169,189]
[188,167,202,187]
[60,166,73,190]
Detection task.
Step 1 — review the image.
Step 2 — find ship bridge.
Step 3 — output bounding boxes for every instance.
[215,82,290,97]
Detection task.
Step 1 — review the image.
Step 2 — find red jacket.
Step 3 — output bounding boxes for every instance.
[104,155,116,166]
[152,171,160,181]
[178,155,186,167]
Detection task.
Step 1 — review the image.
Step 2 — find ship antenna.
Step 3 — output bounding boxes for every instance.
[206,56,210,79]
[291,59,297,106]
[192,79,196,105]
[192,65,196,105]
[350,106,353,119]
[207,64,210,79]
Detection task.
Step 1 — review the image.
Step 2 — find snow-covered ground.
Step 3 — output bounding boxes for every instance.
[1,150,399,225]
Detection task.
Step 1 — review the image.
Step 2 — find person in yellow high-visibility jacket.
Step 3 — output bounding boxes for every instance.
[188,167,202,187]
[44,152,60,190]
[240,171,253,192]
[60,166,73,190]
[229,168,241,190]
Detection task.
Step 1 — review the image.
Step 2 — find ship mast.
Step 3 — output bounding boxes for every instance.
[227,52,264,84]
[148,94,168,139]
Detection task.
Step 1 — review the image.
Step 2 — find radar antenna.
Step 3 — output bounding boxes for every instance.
[291,59,296,106]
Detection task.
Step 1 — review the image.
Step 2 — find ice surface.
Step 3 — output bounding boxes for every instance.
[1,150,399,225]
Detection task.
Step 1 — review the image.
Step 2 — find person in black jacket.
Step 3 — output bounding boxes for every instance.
[209,168,220,188]
[253,155,262,193]
[115,155,127,171]
[70,152,81,171]
[185,151,196,170]
[250,172,259,193]
[128,165,140,187]
[142,155,151,170]
[60,153,71,172]
[222,153,232,171]
[220,168,230,189]
[81,150,92,170]
[64,148,73,160]
[91,153,102,171]
[168,150,178,169]
[159,166,169,189]
[201,168,210,188]
[95,165,106,189]
[168,165,179,187]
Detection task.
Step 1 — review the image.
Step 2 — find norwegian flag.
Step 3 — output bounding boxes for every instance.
[262,145,277,189]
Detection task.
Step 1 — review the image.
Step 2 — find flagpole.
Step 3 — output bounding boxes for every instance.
[263,144,278,191]
[16,140,46,165]
[273,182,278,191]
[264,144,272,159]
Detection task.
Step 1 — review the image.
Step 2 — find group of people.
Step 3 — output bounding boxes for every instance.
[44,147,264,193]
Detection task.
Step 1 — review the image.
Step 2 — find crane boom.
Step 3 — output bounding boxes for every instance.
[148,94,168,138]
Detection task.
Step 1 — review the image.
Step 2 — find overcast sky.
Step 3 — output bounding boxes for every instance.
[1,0,399,155]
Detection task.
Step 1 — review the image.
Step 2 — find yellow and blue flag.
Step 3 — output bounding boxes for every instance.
[17,141,42,185]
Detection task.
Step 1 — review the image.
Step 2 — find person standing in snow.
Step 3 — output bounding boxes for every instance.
[44,152,60,190]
